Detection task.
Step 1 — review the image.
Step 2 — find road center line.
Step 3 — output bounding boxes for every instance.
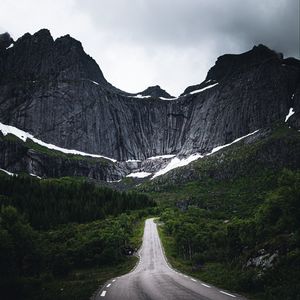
[100,290,107,297]
[106,284,111,287]
[201,283,211,288]
[220,291,236,298]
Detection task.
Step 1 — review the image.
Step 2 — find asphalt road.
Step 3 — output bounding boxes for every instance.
[95,218,246,300]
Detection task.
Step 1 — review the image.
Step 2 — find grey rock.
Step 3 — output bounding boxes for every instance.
[0,29,299,163]
[0,133,126,181]
[0,32,14,51]
[246,252,278,269]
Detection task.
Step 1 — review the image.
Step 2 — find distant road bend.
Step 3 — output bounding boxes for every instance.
[95,218,246,300]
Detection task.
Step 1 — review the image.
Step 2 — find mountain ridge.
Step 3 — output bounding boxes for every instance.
[0,29,299,163]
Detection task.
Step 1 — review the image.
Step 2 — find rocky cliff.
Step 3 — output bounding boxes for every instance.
[0,29,299,163]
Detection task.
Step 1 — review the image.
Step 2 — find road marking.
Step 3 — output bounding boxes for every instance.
[106,284,111,287]
[184,275,188,278]
[112,279,116,282]
[191,278,197,282]
[201,283,211,288]
[220,291,236,298]
[100,290,106,297]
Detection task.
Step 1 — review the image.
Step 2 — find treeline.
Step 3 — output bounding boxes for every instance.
[0,206,151,299]
[0,175,155,229]
[160,169,300,298]
[0,174,157,299]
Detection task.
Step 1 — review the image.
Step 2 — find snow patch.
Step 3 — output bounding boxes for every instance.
[159,97,178,101]
[208,130,260,155]
[189,82,219,95]
[126,159,142,163]
[126,172,152,178]
[152,153,203,179]
[6,43,14,49]
[285,107,295,122]
[152,129,259,179]
[131,94,152,99]
[0,168,15,176]
[30,173,42,179]
[0,121,117,162]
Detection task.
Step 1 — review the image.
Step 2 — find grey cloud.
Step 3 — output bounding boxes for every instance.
[75,0,299,57]
[1,0,298,95]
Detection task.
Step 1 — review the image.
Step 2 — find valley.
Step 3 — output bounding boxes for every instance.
[0,28,299,300]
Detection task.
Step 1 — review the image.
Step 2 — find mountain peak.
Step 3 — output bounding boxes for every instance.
[137,85,174,99]
[0,28,107,86]
[206,44,283,82]
[55,34,84,50]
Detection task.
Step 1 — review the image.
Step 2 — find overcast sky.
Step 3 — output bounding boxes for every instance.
[0,0,299,95]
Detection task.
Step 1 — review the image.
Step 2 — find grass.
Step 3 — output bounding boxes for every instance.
[31,258,138,300]
[147,169,279,220]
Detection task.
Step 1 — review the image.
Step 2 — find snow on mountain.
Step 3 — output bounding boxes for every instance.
[285,108,295,122]
[152,153,203,179]
[159,97,178,100]
[189,82,219,95]
[0,168,15,176]
[208,130,259,154]
[131,94,152,99]
[126,171,152,178]
[152,129,259,179]
[0,121,116,162]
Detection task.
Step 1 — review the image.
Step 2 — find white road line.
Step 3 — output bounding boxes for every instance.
[184,275,188,278]
[220,291,236,298]
[112,279,116,282]
[191,278,197,282]
[100,290,107,297]
[201,283,211,288]
[106,284,111,287]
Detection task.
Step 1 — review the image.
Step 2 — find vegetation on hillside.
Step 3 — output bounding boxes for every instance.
[0,175,155,229]
[135,126,300,299]
[1,132,111,164]
[0,175,156,300]
[158,168,300,299]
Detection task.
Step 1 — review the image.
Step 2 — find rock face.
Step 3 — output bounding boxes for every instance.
[0,32,14,51]
[0,133,127,181]
[0,30,299,162]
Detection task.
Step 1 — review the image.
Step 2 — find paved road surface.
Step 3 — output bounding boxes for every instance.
[95,218,246,300]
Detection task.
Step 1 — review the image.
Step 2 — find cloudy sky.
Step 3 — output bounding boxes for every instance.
[0,0,299,95]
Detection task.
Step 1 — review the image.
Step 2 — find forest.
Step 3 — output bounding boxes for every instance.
[0,175,155,229]
[159,169,300,299]
[0,174,156,300]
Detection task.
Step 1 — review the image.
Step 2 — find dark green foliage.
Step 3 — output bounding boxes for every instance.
[0,175,156,300]
[159,169,300,298]
[0,175,155,229]
[0,206,151,300]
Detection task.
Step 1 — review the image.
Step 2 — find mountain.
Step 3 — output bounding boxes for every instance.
[1,30,299,163]
[1,29,300,300]
[133,85,175,99]
[0,29,299,181]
